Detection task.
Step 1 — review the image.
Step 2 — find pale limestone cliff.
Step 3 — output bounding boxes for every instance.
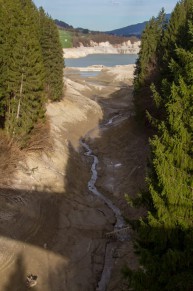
[63,40,141,58]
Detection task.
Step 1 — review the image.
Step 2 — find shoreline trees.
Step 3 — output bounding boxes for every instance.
[0,0,64,146]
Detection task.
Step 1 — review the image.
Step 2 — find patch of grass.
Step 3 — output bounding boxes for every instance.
[58,29,72,48]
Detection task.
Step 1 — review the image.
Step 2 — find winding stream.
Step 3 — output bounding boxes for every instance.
[80,140,125,230]
[80,116,128,290]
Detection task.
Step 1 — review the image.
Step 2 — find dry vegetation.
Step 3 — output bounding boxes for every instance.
[25,120,53,153]
[0,119,52,186]
[0,131,22,185]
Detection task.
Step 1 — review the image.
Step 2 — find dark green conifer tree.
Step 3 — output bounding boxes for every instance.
[128,1,193,290]
[160,0,193,78]
[39,7,64,102]
[0,0,16,125]
[1,0,45,145]
[133,9,166,122]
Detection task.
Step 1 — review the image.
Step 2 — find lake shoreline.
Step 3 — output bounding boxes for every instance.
[65,53,138,68]
[63,42,140,59]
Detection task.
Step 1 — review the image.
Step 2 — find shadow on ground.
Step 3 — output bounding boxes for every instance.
[0,83,150,290]
[0,142,113,290]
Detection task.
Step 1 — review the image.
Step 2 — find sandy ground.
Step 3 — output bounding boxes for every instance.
[0,64,148,291]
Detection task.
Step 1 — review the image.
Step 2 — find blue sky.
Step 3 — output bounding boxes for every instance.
[33,0,178,31]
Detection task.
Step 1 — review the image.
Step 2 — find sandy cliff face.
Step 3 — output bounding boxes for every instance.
[63,40,141,58]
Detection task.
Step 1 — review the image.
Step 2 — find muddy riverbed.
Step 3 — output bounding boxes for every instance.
[0,65,148,291]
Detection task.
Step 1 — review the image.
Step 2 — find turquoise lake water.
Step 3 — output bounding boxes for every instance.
[65,54,137,68]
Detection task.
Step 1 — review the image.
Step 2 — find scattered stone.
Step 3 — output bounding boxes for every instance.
[26,274,38,288]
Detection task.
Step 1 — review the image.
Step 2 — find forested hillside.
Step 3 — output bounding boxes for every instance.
[0,0,64,147]
[106,14,170,37]
[128,0,193,289]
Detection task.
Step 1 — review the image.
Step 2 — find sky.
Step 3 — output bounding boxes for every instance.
[33,0,179,31]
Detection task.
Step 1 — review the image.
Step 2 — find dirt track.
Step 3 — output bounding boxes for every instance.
[0,66,149,290]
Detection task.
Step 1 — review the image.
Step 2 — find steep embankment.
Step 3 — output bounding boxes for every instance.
[0,65,148,290]
[63,40,140,58]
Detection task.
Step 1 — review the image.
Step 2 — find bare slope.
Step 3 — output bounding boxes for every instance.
[0,65,148,290]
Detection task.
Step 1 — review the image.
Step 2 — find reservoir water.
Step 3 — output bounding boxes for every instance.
[65,54,137,68]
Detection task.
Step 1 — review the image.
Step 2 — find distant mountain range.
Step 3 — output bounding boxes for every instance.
[106,14,171,37]
[106,21,147,37]
[55,13,171,37]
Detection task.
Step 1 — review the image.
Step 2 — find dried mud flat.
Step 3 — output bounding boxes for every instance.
[0,65,148,291]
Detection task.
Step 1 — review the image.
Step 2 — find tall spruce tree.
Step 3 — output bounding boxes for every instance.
[0,0,64,146]
[160,0,192,79]
[39,7,64,102]
[0,0,45,145]
[128,1,193,290]
[0,0,17,125]
[133,9,166,122]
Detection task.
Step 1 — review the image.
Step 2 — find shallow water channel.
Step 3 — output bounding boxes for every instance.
[80,140,125,230]
[80,116,129,290]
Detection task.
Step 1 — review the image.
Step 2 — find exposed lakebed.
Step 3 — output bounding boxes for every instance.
[0,64,148,291]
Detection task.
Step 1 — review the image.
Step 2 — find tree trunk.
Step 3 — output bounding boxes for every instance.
[16,72,24,119]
